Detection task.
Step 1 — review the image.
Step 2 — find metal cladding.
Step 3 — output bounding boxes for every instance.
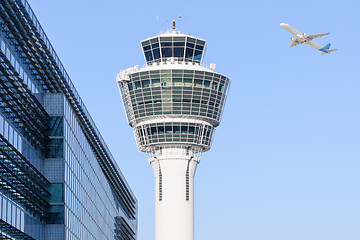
[117,27,230,240]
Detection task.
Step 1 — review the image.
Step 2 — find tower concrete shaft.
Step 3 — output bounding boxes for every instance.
[149,147,199,240]
[117,26,230,240]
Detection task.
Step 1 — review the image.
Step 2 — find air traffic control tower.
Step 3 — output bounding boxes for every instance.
[116,21,230,240]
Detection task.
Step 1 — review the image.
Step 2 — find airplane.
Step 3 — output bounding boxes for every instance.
[280,23,337,55]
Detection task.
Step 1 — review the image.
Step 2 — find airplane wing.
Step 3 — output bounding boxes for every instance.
[290,39,303,47]
[306,32,330,41]
[280,23,302,36]
[290,41,302,47]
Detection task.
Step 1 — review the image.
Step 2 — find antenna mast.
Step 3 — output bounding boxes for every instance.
[156,16,159,34]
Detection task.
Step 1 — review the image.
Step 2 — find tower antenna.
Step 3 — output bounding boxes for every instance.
[179,16,182,32]
[172,20,176,32]
[156,16,159,34]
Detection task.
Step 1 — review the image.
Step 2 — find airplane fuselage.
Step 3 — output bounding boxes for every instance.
[293,34,320,48]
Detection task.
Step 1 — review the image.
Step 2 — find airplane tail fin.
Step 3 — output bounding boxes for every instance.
[320,43,337,55]
[321,43,331,50]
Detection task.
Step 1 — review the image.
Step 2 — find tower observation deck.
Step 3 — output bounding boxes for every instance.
[117,21,230,240]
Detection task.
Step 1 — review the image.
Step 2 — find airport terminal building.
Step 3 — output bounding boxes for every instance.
[0,0,137,239]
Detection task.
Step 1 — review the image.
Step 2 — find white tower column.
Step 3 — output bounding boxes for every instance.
[149,147,199,240]
[117,25,230,240]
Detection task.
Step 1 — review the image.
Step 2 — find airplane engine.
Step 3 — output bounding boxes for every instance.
[302,33,307,36]
[290,37,296,42]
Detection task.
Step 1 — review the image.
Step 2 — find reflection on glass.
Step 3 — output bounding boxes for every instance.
[47,183,64,202]
[46,138,63,158]
[48,116,63,136]
[46,205,64,224]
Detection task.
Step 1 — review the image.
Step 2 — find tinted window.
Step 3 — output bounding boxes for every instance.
[153,48,160,59]
[46,138,63,158]
[161,42,172,47]
[174,42,185,46]
[152,43,159,48]
[162,48,172,58]
[142,80,150,88]
[186,42,194,48]
[48,117,63,136]
[145,51,153,61]
[194,50,202,61]
[185,48,194,59]
[151,79,160,86]
[174,47,184,58]
[143,45,151,51]
[195,44,204,50]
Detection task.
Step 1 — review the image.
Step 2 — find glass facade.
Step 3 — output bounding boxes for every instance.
[0,1,137,240]
[62,97,136,240]
[134,122,214,150]
[141,36,206,64]
[121,69,229,125]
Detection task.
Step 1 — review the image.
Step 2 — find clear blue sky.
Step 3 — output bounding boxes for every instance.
[30,0,359,239]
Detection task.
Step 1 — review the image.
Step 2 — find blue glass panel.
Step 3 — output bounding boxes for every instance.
[153,48,160,59]
[160,42,172,47]
[143,45,151,51]
[194,50,202,61]
[128,82,133,91]
[150,127,157,134]
[165,126,172,133]
[145,51,153,61]
[189,126,195,134]
[47,183,64,202]
[185,48,194,59]
[181,126,188,133]
[48,116,63,136]
[134,81,141,89]
[46,139,63,158]
[158,126,164,134]
[174,42,185,46]
[195,44,204,50]
[47,205,64,224]
[161,47,172,58]
[219,83,224,92]
[186,43,195,48]
[174,47,184,58]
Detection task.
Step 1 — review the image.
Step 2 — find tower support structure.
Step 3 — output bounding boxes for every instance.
[149,146,200,240]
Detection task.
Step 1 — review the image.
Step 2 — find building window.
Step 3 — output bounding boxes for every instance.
[48,116,63,136]
[45,138,64,158]
[47,183,64,203]
[46,205,64,224]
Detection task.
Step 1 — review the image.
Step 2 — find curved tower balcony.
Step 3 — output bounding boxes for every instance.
[117,22,230,240]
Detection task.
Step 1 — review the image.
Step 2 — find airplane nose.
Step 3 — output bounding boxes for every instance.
[280,23,288,26]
